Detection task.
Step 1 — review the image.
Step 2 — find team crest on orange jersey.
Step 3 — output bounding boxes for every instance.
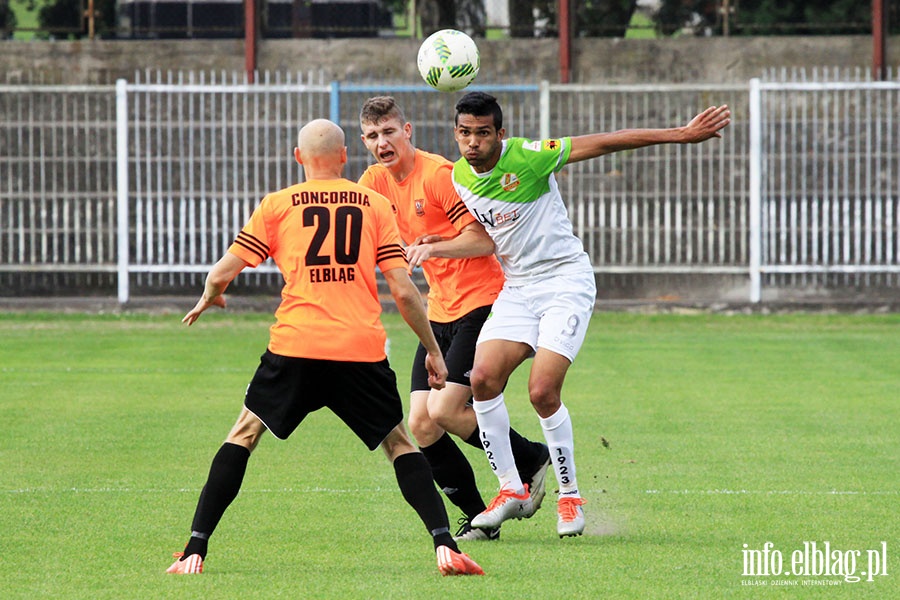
[543,139,561,151]
[501,173,520,192]
[415,200,425,216]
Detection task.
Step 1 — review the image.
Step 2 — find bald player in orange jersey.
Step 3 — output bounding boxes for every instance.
[166,118,483,577]
[358,97,550,542]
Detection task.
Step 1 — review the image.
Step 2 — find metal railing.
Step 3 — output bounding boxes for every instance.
[749,79,900,300]
[1,76,898,303]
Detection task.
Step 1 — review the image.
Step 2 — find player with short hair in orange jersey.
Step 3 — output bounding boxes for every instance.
[359,97,550,542]
[166,118,483,577]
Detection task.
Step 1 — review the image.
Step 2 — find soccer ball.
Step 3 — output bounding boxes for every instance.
[417,29,480,92]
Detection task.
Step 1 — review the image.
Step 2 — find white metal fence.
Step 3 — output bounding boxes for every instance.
[750,79,900,300]
[1,76,898,304]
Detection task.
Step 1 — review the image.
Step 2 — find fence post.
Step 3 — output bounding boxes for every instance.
[329,80,340,124]
[116,79,130,305]
[748,78,762,303]
[539,80,550,141]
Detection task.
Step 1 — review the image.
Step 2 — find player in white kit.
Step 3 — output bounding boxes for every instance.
[441,91,731,537]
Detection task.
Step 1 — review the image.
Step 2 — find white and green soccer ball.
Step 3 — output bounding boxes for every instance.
[417,29,480,93]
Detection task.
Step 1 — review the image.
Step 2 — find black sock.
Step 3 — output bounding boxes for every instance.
[464,425,546,480]
[183,534,208,559]
[393,452,458,553]
[186,442,251,557]
[463,427,483,451]
[420,433,486,520]
[509,428,547,480]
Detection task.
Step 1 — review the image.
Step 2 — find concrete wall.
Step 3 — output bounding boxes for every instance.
[2,36,898,84]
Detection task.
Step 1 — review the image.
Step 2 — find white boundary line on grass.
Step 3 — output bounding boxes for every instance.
[1,367,249,374]
[2,487,396,494]
[2,487,898,495]
[645,489,900,496]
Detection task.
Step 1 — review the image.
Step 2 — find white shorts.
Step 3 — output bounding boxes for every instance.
[477,271,596,362]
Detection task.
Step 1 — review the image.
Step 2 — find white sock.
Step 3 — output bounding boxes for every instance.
[472,394,523,493]
[539,403,579,497]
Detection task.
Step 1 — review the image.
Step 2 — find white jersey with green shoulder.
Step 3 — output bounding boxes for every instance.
[452,136,593,285]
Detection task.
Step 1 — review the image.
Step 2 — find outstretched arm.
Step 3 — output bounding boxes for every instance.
[566,105,731,164]
[382,267,448,389]
[182,252,249,325]
[404,222,495,272]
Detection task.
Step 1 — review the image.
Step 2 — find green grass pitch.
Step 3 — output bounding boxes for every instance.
[1,310,897,598]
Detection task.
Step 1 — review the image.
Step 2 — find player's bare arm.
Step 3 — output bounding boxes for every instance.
[182,252,249,326]
[382,266,448,389]
[566,105,731,164]
[405,222,496,272]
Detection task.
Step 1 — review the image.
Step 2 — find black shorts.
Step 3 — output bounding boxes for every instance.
[410,304,491,393]
[244,350,403,451]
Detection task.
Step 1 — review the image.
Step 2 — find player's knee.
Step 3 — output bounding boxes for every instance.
[469,365,502,400]
[226,415,266,451]
[407,411,440,446]
[528,380,561,413]
[381,426,417,461]
[427,399,458,430]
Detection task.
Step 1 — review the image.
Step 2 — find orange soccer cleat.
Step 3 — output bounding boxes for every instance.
[436,545,485,576]
[471,485,533,529]
[165,551,204,574]
[557,496,586,538]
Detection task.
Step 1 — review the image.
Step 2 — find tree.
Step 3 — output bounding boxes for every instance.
[656,0,885,36]
[745,0,875,34]
[572,0,639,37]
[37,0,117,39]
[418,0,485,34]
[508,0,553,37]
[1,0,17,38]
[509,0,639,38]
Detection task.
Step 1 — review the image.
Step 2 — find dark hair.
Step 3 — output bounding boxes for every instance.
[359,96,406,126]
[454,91,503,130]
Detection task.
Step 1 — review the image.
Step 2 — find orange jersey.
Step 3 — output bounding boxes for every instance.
[228,178,407,362]
[358,149,504,323]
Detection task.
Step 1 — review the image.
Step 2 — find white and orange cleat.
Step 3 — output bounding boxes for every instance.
[436,545,485,576]
[471,485,533,529]
[557,496,586,537]
[166,552,204,574]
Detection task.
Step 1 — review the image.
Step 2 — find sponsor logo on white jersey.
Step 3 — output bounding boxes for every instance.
[501,173,520,192]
